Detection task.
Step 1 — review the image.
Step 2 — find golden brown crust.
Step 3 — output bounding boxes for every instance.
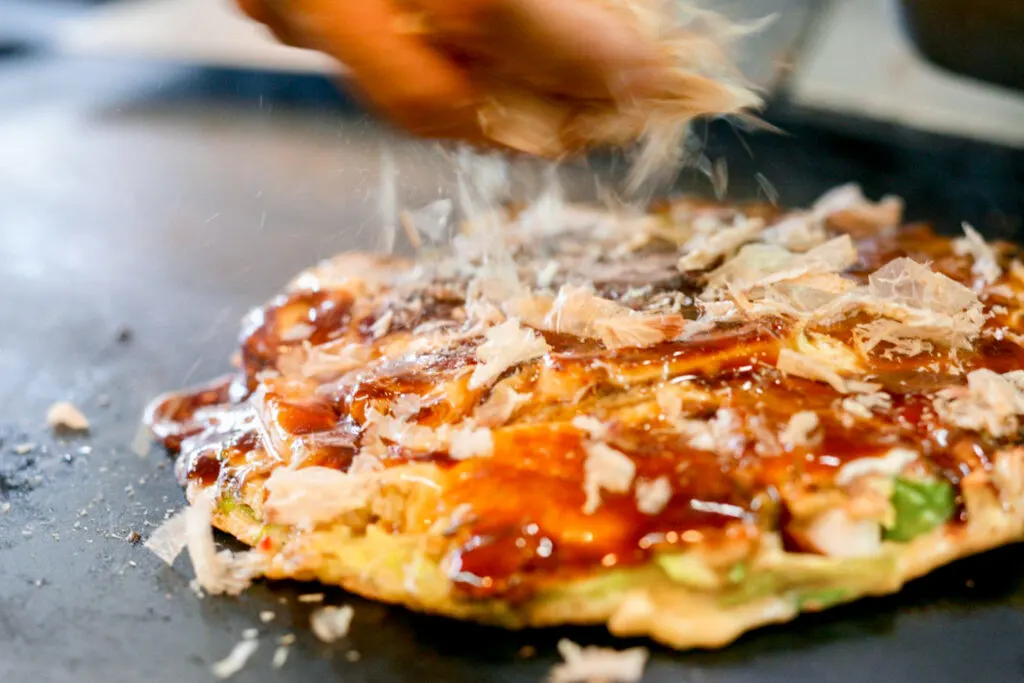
[198,447,1024,649]
[149,189,1024,649]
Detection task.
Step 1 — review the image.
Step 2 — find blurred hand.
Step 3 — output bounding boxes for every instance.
[236,0,666,148]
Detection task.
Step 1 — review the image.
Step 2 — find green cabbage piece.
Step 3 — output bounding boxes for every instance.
[718,553,895,606]
[727,561,748,585]
[795,587,849,610]
[217,496,256,520]
[655,553,722,590]
[884,477,956,542]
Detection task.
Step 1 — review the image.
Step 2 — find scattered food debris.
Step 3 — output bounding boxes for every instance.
[131,422,152,457]
[279,634,296,645]
[259,611,276,623]
[310,605,354,643]
[297,593,325,604]
[211,638,259,679]
[549,639,649,683]
[13,443,35,455]
[116,326,134,344]
[96,394,112,408]
[1,502,11,514]
[345,651,361,663]
[185,489,262,596]
[143,508,189,565]
[46,401,90,432]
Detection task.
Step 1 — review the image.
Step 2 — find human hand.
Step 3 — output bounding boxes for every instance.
[235,0,678,152]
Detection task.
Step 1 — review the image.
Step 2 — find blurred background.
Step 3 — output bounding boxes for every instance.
[2,0,1022,238]
[3,0,1024,410]
[2,0,1023,250]
[3,0,1022,308]
[3,3,1024,682]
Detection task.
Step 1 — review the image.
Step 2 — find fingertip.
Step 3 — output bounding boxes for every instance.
[489,0,663,99]
[235,0,265,22]
[342,72,485,144]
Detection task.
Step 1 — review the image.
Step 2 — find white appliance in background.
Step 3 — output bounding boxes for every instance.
[791,0,1024,147]
[54,0,1024,146]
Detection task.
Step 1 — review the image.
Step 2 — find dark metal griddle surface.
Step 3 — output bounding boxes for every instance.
[2,55,1024,683]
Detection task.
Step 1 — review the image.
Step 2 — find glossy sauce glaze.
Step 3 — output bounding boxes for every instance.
[146,215,1024,599]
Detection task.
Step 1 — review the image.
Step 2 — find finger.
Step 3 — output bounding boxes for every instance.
[413,0,665,100]
[265,0,486,141]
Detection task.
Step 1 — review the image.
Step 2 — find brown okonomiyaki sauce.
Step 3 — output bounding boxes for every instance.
[145,219,1023,600]
[239,290,356,391]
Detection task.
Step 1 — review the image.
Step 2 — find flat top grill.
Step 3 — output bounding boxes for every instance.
[1,56,1023,683]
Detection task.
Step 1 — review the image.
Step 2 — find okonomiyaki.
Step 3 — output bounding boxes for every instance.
[145,183,1024,649]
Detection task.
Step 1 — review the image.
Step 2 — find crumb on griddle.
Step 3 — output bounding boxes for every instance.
[46,401,89,432]
[310,605,354,643]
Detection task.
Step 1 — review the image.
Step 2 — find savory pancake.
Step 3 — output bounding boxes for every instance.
[146,183,1024,649]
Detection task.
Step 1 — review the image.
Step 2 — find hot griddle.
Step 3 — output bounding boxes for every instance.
[2,55,1024,683]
